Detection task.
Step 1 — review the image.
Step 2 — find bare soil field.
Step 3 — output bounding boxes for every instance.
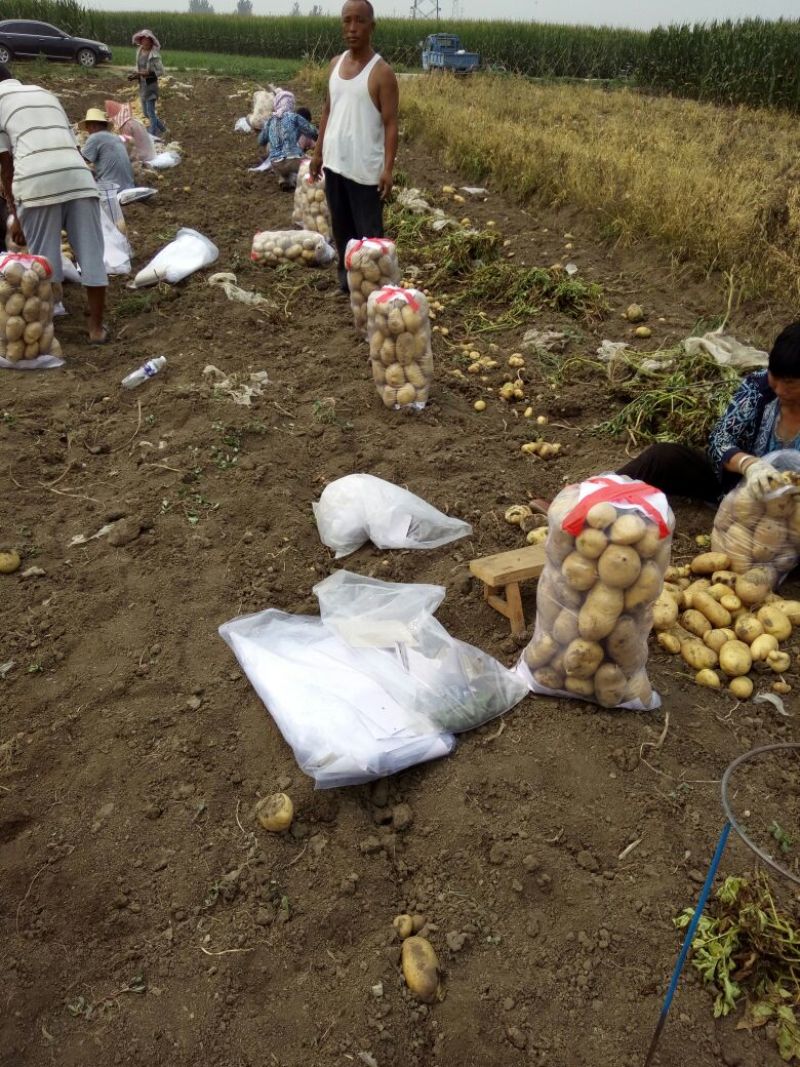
[1,69,796,1067]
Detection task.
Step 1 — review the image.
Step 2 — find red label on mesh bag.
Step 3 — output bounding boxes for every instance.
[374,286,419,312]
[562,476,670,538]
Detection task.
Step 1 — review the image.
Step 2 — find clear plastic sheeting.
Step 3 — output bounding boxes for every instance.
[313,474,472,558]
[219,571,526,788]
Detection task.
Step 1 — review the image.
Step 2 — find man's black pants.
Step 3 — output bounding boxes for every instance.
[323,167,383,290]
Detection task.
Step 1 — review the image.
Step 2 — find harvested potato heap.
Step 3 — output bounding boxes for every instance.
[345,237,400,335]
[712,452,800,583]
[520,475,675,710]
[0,253,60,363]
[250,229,334,268]
[367,286,433,411]
[292,160,331,240]
[652,550,799,700]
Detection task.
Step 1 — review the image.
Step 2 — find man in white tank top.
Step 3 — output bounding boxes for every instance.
[310,0,398,291]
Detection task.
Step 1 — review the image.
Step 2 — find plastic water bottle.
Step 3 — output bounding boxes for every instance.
[121,356,167,389]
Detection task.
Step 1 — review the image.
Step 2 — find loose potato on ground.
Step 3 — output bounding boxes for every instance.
[401,936,440,1003]
[718,639,753,677]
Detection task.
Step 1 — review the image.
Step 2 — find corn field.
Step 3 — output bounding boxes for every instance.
[5,1,800,112]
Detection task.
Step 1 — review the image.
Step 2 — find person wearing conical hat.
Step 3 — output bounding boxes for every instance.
[80,108,135,191]
[131,30,166,138]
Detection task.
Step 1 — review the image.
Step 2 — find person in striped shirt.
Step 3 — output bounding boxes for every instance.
[0,65,109,344]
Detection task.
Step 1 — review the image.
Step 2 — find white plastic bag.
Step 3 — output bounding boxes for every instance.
[518,474,674,711]
[118,187,157,205]
[313,474,472,558]
[100,206,131,275]
[219,609,456,788]
[218,570,527,787]
[315,571,528,733]
[61,254,81,284]
[145,150,181,170]
[130,228,219,288]
[234,116,252,133]
[250,229,335,268]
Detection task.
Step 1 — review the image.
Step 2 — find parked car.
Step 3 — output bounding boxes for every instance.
[421,33,480,74]
[0,20,113,68]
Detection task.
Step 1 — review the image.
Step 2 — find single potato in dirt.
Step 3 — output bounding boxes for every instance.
[0,68,795,1067]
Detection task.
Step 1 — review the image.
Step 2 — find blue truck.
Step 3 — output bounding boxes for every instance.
[421,33,480,74]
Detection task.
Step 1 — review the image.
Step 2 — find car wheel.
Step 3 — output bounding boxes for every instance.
[76,48,97,68]
[0,45,12,65]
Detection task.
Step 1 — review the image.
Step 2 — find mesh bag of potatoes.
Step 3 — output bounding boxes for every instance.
[345,238,400,335]
[367,286,433,411]
[251,229,335,268]
[711,450,800,583]
[518,474,675,710]
[0,254,61,366]
[292,160,331,240]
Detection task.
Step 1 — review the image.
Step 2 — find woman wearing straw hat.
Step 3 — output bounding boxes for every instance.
[80,108,135,191]
[130,30,166,139]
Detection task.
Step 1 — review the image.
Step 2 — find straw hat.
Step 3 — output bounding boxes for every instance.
[80,108,110,128]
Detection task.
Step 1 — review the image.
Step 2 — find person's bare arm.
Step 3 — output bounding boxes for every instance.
[376,63,399,200]
[310,56,338,181]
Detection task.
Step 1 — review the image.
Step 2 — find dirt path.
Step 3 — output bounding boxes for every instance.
[0,71,792,1067]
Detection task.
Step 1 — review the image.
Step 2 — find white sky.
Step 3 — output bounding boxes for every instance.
[87,0,799,30]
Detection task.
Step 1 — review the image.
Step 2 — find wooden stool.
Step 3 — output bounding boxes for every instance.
[469,544,547,635]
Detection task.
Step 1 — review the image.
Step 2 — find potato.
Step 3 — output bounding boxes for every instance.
[20,269,39,296]
[718,639,753,677]
[751,517,787,562]
[533,666,565,690]
[562,552,598,592]
[728,676,753,700]
[735,566,774,607]
[565,676,594,698]
[712,569,737,587]
[594,663,627,708]
[396,383,417,406]
[681,609,712,638]
[756,604,792,642]
[552,609,579,646]
[719,594,741,613]
[690,551,730,575]
[691,590,732,629]
[607,615,644,672]
[704,627,736,652]
[382,386,398,409]
[3,261,24,287]
[624,560,664,611]
[652,590,679,631]
[658,631,681,654]
[625,670,653,706]
[767,650,791,673]
[524,634,558,670]
[734,613,764,644]
[23,321,43,344]
[393,914,414,939]
[586,502,617,530]
[597,544,641,589]
[380,338,396,366]
[776,599,800,625]
[634,522,661,559]
[405,362,427,388]
[578,583,624,641]
[255,792,293,832]
[682,579,711,607]
[372,361,386,385]
[5,315,25,342]
[5,292,25,316]
[695,669,721,689]
[395,332,416,365]
[609,513,646,545]
[5,339,24,361]
[680,639,718,671]
[750,633,779,661]
[731,488,764,524]
[563,638,604,679]
[22,296,41,323]
[401,936,440,1003]
[23,342,39,359]
[575,527,607,560]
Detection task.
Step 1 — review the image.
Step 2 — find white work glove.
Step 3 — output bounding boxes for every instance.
[743,458,782,497]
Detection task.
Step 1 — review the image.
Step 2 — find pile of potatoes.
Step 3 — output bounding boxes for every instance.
[712,469,800,580]
[522,484,675,709]
[292,161,331,240]
[250,229,333,267]
[367,287,433,410]
[652,550,799,699]
[345,237,400,335]
[0,255,60,362]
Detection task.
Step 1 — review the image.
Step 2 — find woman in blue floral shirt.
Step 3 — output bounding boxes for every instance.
[620,322,800,502]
